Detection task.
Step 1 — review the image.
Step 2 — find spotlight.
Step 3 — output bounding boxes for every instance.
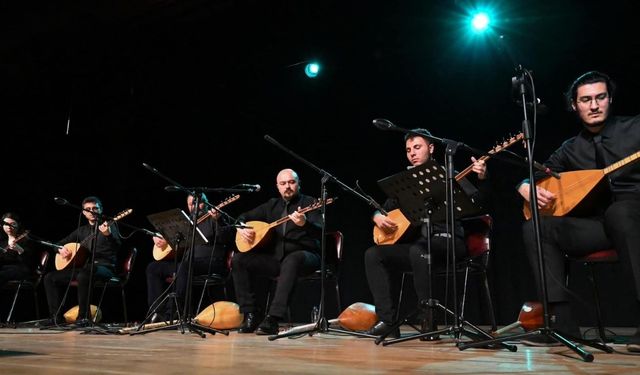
[471,12,490,32]
[304,63,320,78]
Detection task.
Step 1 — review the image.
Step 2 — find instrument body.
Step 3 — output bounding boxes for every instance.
[235,198,334,253]
[373,133,524,245]
[152,195,240,261]
[522,150,640,220]
[55,209,132,271]
[492,301,542,336]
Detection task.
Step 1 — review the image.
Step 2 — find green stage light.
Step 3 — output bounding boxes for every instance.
[471,12,490,32]
[304,63,320,78]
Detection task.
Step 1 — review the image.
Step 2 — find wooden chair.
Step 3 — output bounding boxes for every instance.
[4,250,50,324]
[70,247,137,323]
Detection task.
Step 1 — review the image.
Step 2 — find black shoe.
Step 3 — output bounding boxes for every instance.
[419,318,440,341]
[238,312,261,333]
[367,321,400,339]
[627,330,640,352]
[255,315,280,335]
[72,318,92,328]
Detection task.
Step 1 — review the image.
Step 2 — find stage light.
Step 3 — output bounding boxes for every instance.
[304,62,320,78]
[471,12,490,32]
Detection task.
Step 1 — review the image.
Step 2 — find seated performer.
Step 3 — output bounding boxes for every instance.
[146,193,233,322]
[517,71,640,351]
[43,196,122,326]
[0,212,37,288]
[365,129,488,338]
[233,168,322,335]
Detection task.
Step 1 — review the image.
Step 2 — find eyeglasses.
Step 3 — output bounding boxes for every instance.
[84,206,100,213]
[577,92,609,105]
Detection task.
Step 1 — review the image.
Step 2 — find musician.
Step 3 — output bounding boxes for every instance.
[233,168,322,335]
[0,212,37,287]
[365,129,488,338]
[145,193,233,322]
[43,196,122,326]
[518,71,640,350]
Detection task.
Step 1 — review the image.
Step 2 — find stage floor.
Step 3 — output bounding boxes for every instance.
[0,324,638,374]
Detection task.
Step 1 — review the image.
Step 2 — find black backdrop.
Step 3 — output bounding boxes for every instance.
[2,0,639,325]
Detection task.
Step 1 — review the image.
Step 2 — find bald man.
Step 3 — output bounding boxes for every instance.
[233,169,322,335]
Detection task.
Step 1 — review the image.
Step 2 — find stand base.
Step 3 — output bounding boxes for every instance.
[267,317,379,341]
[375,299,517,352]
[458,327,613,362]
[129,319,229,337]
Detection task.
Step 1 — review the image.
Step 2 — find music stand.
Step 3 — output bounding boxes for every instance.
[373,159,516,350]
[131,208,224,336]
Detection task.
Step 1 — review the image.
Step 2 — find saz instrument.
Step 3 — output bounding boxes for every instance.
[194,301,244,330]
[152,195,240,261]
[491,301,542,336]
[373,132,525,245]
[235,198,335,253]
[55,209,133,271]
[523,150,640,220]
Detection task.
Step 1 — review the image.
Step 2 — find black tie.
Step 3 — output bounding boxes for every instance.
[593,134,606,168]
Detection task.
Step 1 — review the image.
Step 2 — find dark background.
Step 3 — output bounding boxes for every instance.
[2,0,639,326]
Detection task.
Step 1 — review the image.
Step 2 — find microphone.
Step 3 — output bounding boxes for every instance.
[54,197,69,205]
[515,98,548,115]
[235,184,261,192]
[527,159,561,179]
[164,186,181,192]
[372,118,396,130]
[142,162,159,173]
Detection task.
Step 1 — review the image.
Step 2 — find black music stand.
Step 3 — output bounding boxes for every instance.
[373,159,515,350]
[131,208,223,336]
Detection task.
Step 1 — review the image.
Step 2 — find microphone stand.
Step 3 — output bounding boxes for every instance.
[263,135,380,340]
[457,66,612,361]
[135,163,230,338]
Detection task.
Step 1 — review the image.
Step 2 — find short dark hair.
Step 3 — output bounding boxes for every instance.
[82,196,103,208]
[404,128,432,143]
[565,71,616,111]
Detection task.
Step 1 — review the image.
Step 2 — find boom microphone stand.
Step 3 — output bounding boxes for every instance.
[137,163,230,338]
[457,66,612,361]
[263,135,381,340]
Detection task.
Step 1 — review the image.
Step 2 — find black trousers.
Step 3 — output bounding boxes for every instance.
[231,250,320,319]
[146,256,227,313]
[522,199,640,308]
[43,264,114,320]
[364,235,465,324]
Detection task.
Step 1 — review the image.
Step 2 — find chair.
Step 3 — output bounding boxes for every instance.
[70,247,137,323]
[395,214,497,330]
[193,250,234,314]
[265,231,344,321]
[4,250,50,324]
[566,248,618,342]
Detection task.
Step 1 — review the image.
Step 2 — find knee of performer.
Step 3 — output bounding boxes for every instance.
[364,247,382,266]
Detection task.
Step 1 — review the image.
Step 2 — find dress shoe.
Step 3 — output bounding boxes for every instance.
[255,315,280,335]
[419,317,440,341]
[238,312,261,333]
[627,330,640,352]
[71,318,92,328]
[366,321,400,339]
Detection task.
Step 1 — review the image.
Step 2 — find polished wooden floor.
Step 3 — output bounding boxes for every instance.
[1,324,639,374]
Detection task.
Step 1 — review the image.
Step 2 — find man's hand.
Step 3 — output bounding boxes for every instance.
[518,182,556,209]
[289,207,307,227]
[237,227,256,244]
[471,156,487,180]
[373,213,398,234]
